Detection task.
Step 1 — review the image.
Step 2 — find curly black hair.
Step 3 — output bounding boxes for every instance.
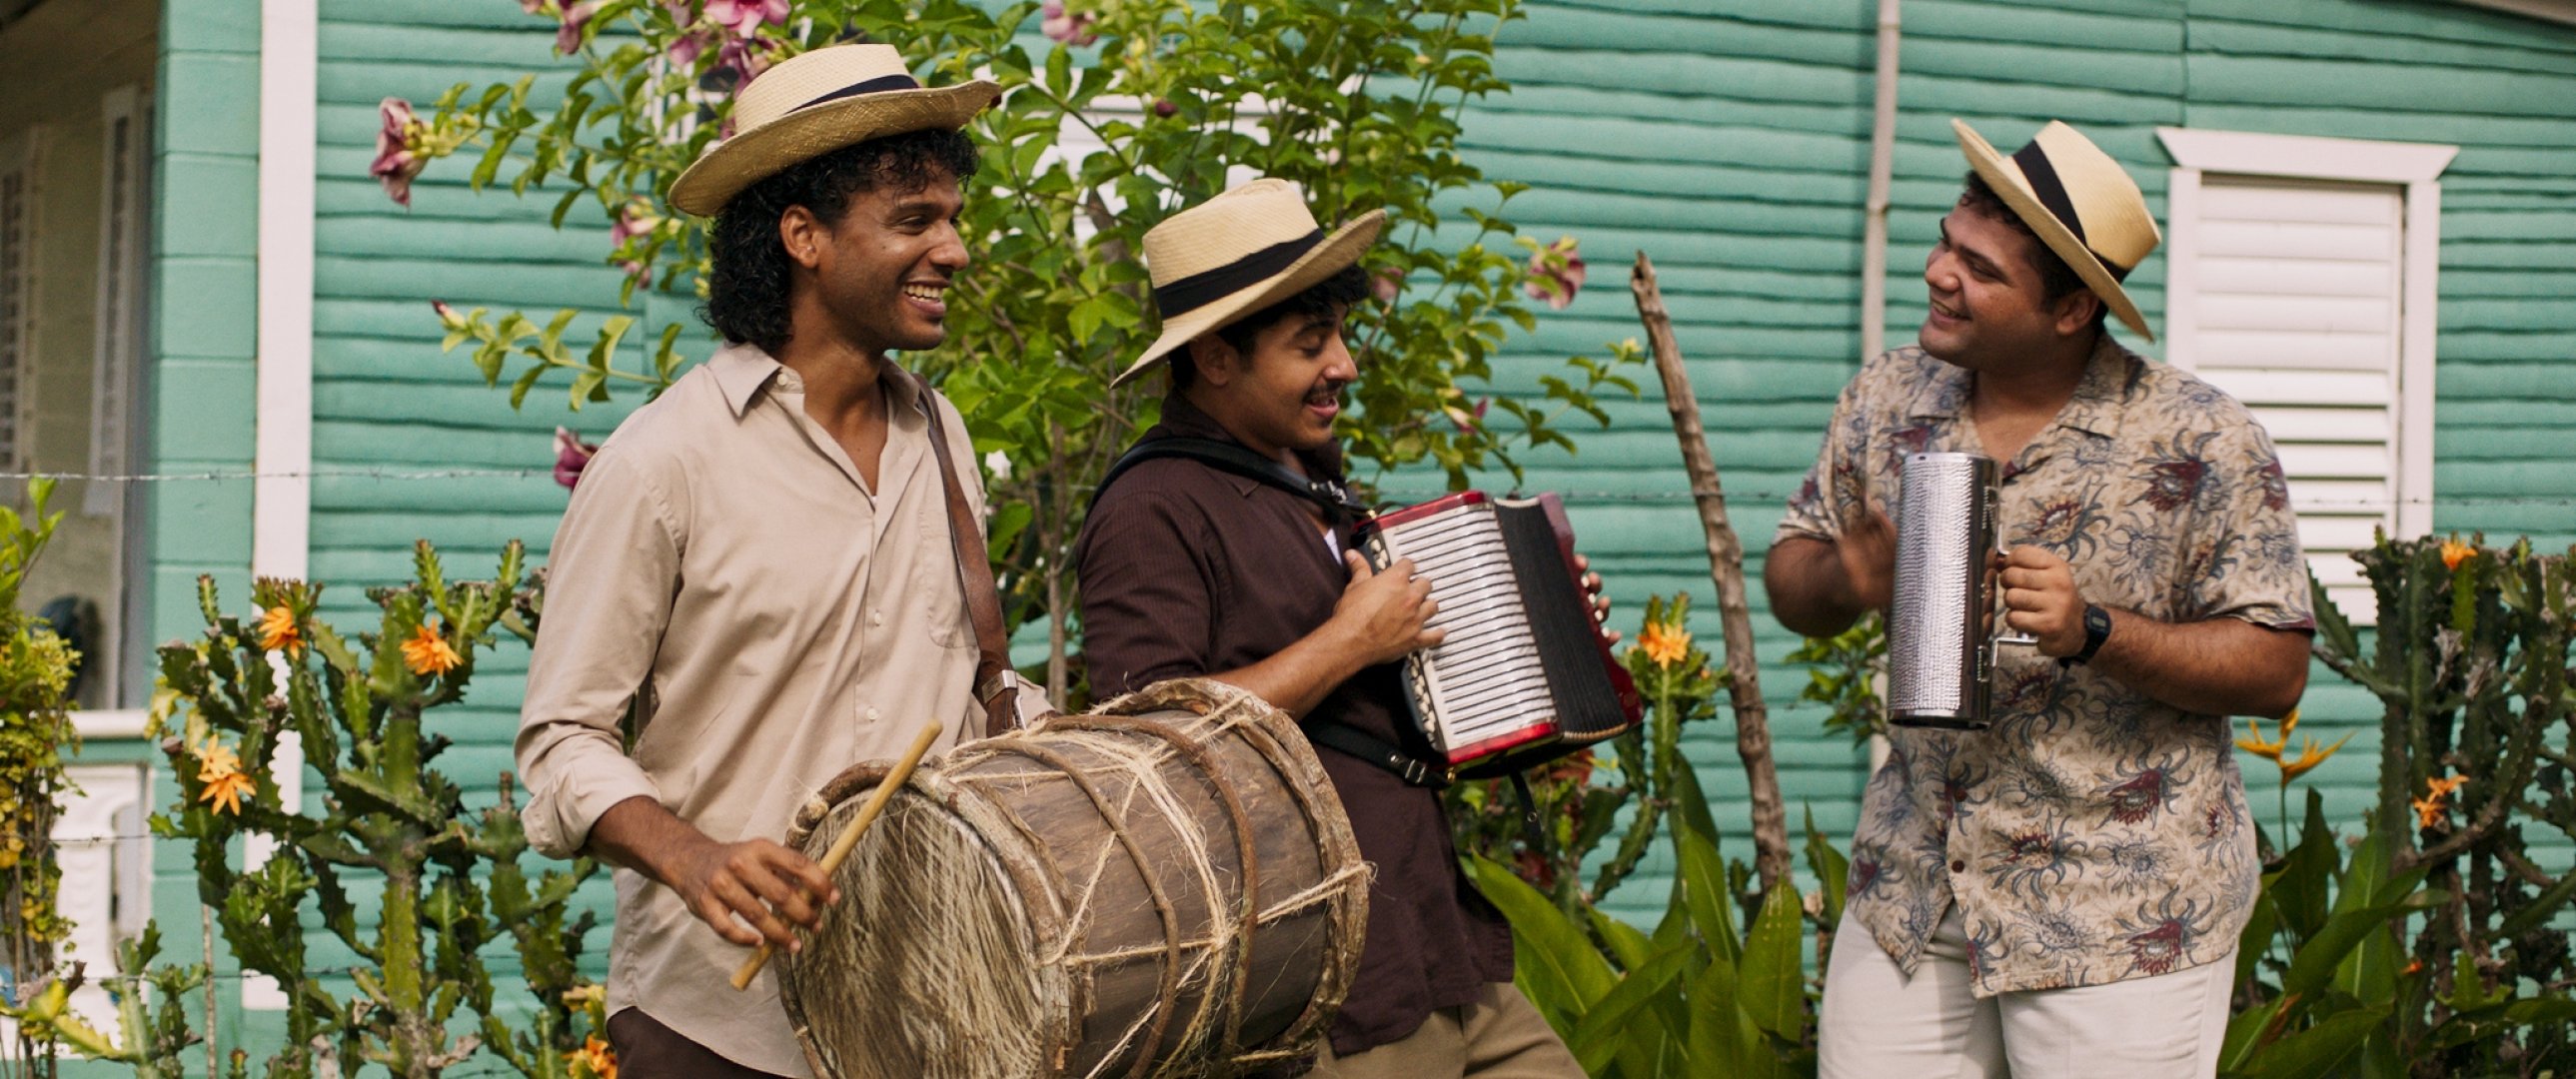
[1956,170,2108,333]
[1169,262,1374,390]
[700,127,980,353]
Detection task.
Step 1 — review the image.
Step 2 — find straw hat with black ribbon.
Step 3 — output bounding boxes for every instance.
[1952,118,2161,341]
[668,43,999,218]
[1112,179,1386,388]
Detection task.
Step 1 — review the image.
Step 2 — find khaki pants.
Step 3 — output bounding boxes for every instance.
[1306,982,1582,1079]
[1819,908,2233,1079]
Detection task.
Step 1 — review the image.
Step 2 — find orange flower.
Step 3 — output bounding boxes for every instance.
[2413,771,2470,828]
[566,1035,617,1079]
[256,605,303,656]
[196,738,256,816]
[401,621,462,676]
[1637,620,1690,668]
[2441,539,2475,570]
[2276,732,2352,781]
[2236,709,2297,761]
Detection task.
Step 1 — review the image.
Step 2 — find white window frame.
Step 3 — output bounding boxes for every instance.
[2156,128,2455,548]
[0,127,42,475]
[87,84,150,517]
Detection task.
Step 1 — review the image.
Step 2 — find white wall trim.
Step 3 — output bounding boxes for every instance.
[256,0,315,581]
[2156,127,2457,186]
[2157,125,2455,547]
[251,0,319,1014]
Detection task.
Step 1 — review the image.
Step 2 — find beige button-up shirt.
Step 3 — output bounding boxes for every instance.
[1778,339,2312,996]
[516,343,984,1077]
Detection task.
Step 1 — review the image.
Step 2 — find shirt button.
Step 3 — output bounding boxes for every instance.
[864,706,882,722]
[870,609,885,626]
[1950,859,1966,873]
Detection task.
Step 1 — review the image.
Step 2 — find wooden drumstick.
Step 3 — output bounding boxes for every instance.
[729,716,945,991]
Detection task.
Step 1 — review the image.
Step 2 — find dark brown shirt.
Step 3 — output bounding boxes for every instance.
[1074,395,1515,1055]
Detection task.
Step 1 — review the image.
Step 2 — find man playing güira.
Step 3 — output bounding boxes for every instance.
[514,44,1006,1079]
[1766,118,2314,1078]
[1074,179,1590,1078]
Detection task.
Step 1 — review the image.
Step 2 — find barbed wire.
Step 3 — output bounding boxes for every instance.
[9,467,2576,509]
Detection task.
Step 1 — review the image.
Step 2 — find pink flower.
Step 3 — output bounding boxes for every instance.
[704,0,786,37]
[554,429,600,491]
[431,299,465,330]
[1152,97,1178,118]
[1524,236,1585,311]
[371,98,428,207]
[1371,265,1405,305]
[556,0,600,54]
[665,29,711,66]
[1445,398,1491,433]
[611,199,659,247]
[714,36,774,85]
[1041,0,1097,45]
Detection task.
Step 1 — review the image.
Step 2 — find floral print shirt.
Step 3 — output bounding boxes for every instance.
[1776,339,2313,995]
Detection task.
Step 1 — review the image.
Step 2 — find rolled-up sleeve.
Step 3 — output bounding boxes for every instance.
[516,447,680,858]
[1075,487,1215,696]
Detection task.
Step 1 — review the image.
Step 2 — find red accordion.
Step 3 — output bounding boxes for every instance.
[1356,492,1643,778]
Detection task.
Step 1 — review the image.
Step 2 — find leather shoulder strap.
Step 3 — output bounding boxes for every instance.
[908,373,1020,735]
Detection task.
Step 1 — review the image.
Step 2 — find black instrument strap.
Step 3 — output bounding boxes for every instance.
[1301,719,1452,788]
[1092,437,1367,524]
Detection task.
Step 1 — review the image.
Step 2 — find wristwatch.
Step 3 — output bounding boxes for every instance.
[2062,603,2112,667]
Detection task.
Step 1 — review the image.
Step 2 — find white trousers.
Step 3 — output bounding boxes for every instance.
[1818,907,2232,1079]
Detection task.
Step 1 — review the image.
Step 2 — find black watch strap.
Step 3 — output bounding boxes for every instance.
[2062,603,2112,667]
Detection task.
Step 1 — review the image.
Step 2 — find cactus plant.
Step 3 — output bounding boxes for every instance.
[2310,534,2576,1072]
[150,540,600,1078]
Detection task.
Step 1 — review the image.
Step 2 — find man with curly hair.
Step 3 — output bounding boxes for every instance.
[515,44,999,1079]
[1767,119,2314,1077]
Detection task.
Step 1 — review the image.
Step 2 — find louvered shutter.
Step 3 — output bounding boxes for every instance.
[2172,176,2409,623]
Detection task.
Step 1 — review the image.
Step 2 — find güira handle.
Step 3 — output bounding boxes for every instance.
[729,716,945,991]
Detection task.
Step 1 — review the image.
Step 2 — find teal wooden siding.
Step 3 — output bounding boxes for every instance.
[1458,0,2576,924]
[120,1,2573,1050]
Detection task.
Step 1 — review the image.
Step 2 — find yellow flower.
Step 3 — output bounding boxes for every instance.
[2441,538,2475,571]
[566,1035,617,1079]
[1637,620,1690,668]
[256,605,303,656]
[2235,710,2292,761]
[196,738,256,816]
[401,621,462,676]
[2276,732,2352,781]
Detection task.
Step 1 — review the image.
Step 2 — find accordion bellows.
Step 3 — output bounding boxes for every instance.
[1359,492,1641,777]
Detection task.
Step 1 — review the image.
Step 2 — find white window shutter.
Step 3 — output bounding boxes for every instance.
[2172,176,2410,624]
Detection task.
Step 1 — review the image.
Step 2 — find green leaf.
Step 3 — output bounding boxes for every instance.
[1737,884,1806,1039]
[2236,1005,2387,1079]
[1803,807,1849,929]
[2281,899,2411,1003]
[1466,855,1615,1032]
[1567,944,1691,1073]
[509,363,548,411]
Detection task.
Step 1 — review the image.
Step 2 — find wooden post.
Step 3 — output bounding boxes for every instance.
[1630,252,1793,894]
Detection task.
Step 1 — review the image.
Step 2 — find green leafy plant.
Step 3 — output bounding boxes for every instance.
[0,479,81,1079]
[1468,761,1827,1078]
[409,0,1638,699]
[149,542,602,1078]
[2307,534,2576,1075]
[1787,611,1883,748]
[8,926,207,1079]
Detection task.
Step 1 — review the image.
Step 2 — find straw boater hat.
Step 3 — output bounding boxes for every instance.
[668,43,999,217]
[1952,118,2160,341]
[1112,179,1386,388]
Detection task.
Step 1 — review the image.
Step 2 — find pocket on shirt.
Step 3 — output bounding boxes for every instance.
[915,502,976,650]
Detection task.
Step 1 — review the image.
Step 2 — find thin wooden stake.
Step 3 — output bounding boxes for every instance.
[1630,251,1793,895]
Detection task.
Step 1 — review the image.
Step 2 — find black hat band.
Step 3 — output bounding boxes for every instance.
[795,72,926,112]
[2011,140,2131,282]
[1151,229,1325,319]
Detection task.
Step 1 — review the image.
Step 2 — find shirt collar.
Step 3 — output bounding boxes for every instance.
[1155,394,1348,483]
[707,342,928,421]
[1906,335,2135,441]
